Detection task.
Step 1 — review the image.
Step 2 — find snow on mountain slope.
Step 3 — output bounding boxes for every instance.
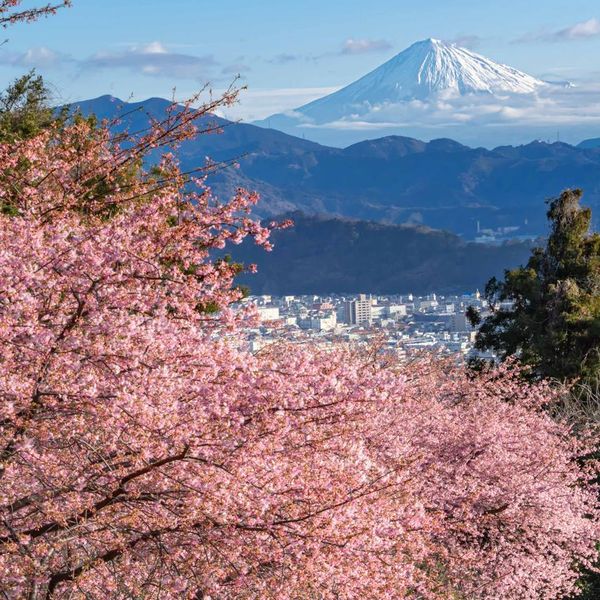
[257,38,546,128]
[296,39,545,123]
[252,38,595,148]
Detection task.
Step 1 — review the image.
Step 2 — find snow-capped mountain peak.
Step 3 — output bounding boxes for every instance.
[259,39,545,128]
[379,38,545,98]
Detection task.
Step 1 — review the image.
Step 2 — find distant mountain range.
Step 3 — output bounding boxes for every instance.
[228,212,533,296]
[578,137,600,150]
[70,95,600,239]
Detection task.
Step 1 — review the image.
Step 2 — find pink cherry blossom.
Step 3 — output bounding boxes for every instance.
[0,1,71,27]
[0,87,597,599]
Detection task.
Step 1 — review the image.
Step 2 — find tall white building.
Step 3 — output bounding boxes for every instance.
[344,294,372,325]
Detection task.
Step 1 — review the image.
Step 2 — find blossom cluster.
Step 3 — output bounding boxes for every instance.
[0,93,597,599]
[0,0,71,27]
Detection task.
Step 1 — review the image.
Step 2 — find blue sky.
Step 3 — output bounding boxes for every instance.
[3,0,600,121]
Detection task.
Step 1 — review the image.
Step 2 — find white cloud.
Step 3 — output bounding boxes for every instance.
[217,86,340,122]
[140,41,168,55]
[1,41,224,82]
[553,18,600,41]
[517,18,600,43]
[275,84,600,142]
[446,35,482,49]
[0,46,68,68]
[85,42,218,80]
[341,38,392,55]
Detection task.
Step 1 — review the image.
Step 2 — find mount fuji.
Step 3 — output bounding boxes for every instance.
[255,39,575,147]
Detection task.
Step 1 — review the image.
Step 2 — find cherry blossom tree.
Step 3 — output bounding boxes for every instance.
[0,0,71,27]
[0,3,597,597]
[0,91,597,599]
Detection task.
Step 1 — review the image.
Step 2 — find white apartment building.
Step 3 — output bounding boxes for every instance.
[344,294,372,325]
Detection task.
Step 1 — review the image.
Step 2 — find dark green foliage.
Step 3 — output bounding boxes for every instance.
[0,73,145,219]
[226,212,532,296]
[471,189,600,383]
[0,71,62,142]
[572,551,600,600]
[465,305,481,327]
[195,301,220,315]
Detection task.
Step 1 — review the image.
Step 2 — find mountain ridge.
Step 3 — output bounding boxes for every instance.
[229,212,534,295]
[67,95,600,239]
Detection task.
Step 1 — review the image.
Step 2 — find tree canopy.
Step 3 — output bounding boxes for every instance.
[0,84,597,599]
[471,188,600,383]
[0,71,59,142]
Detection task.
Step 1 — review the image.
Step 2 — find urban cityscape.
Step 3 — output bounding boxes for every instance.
[243,291,497,360]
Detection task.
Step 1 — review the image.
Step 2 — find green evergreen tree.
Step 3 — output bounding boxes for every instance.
[0,70,62,142]
[470,188,600,383]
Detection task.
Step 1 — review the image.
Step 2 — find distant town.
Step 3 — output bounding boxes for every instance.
[241,291,503,360]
